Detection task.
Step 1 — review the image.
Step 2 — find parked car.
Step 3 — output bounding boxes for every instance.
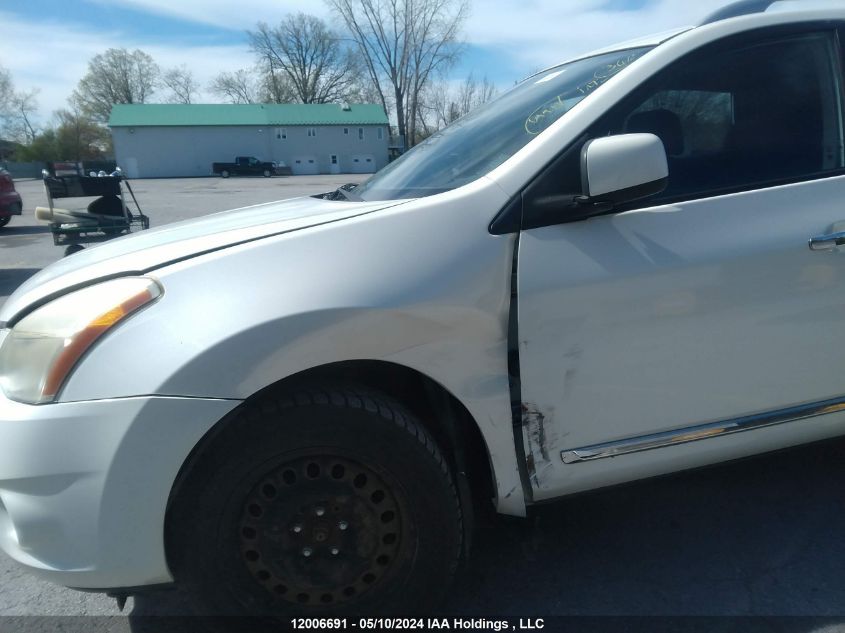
[0,169,22,228]
[2,0,844,618]
[212,156,283,178]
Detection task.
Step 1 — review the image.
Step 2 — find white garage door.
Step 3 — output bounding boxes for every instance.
[349,154,376,174]
[291,155,319,175]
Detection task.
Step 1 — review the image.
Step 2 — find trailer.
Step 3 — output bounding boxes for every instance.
[35,168,150,256]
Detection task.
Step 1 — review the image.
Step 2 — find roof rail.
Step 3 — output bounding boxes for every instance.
[700,0,779,25]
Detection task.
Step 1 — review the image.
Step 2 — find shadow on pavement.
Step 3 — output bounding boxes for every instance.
[127,437,845,628]
[127,590,196,633]
[0,225,52,251]
[447,437,845,616]
[0,226,51,236]
[0,268,40,301]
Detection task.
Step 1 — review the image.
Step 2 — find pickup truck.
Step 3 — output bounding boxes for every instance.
[1,0,844,618]
[212,156,281,178]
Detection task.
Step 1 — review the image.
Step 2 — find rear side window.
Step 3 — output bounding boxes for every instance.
[598,31,845,204]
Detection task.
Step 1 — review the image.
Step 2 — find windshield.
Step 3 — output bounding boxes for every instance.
[355,47,653,201]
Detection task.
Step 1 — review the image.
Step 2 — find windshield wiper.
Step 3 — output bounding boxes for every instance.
[314,183,362,201]
[336,184,361,201]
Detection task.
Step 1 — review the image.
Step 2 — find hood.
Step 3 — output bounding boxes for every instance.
[1,195,406,324]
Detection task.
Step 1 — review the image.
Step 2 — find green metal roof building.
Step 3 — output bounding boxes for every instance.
[109,103,390,178]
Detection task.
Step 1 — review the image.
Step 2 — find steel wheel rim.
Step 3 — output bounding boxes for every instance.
[238,455,404,607]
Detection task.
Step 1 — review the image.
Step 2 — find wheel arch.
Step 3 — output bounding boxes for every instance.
[164,359,499,572]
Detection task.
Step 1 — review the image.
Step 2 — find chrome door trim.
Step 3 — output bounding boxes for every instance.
[560,395,845,464]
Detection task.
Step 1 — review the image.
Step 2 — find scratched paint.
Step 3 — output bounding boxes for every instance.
[522,402,554,486]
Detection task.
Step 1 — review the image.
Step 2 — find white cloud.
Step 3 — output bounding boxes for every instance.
[0,0,769,129]
[84,0,732,64]
[90,0,730,60]
[0,10,254,126]
[463,0,728,69]
[87,0,331,30]
[81,0,734,80]
[142,45,255,97]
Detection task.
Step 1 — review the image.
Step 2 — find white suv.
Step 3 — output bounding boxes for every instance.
[1,0,844,616]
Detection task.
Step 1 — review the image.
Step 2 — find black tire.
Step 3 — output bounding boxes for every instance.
[221,170,230,178]
[0,216,9,228]
[168,387,463,617]
[64,244,85,256]
[262,169,272,178]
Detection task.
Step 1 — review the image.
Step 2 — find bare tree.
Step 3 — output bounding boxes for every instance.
[209,69,259,104]
[18,106,110,162]
[55,106,111,161]
[7,89,39,143]
[345,73,384,105]
[73,48,160,122]
[0,64,40,144]
[161,65,199,104]
[421,72,496,133]
[458,73,495,116]
[254,60,298,103]
[249,14,361,104]
[328,0,468,147]
[0,65,12,114]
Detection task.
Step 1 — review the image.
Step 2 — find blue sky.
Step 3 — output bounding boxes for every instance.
[0,0,729,125]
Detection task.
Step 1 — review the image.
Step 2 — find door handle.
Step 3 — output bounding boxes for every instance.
[809,230,845,251]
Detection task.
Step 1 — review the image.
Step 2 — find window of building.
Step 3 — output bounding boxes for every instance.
[276,128,287,140]
[308,128,317,137]
[331,155,338,164]
[344,128,349,135]
[358,127,364,140]
[377,127,384,140]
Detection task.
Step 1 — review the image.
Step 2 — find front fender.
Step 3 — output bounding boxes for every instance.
[60,178,526,514]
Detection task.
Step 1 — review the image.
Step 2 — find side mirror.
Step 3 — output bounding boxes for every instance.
[580,133,668,208]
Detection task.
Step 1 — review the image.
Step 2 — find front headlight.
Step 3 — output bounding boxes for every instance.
[0,277,162,404]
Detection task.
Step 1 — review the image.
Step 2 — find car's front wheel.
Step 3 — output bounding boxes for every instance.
[0,216,9,228]
[221,170,230,178]
[168,387,463,617]
[263,169,272,178]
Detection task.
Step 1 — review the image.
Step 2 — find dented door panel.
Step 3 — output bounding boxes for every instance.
[517,175,845,499]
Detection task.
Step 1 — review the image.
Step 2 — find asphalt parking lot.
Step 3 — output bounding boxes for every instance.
[2,175,845,627]
[0,175,359,301]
